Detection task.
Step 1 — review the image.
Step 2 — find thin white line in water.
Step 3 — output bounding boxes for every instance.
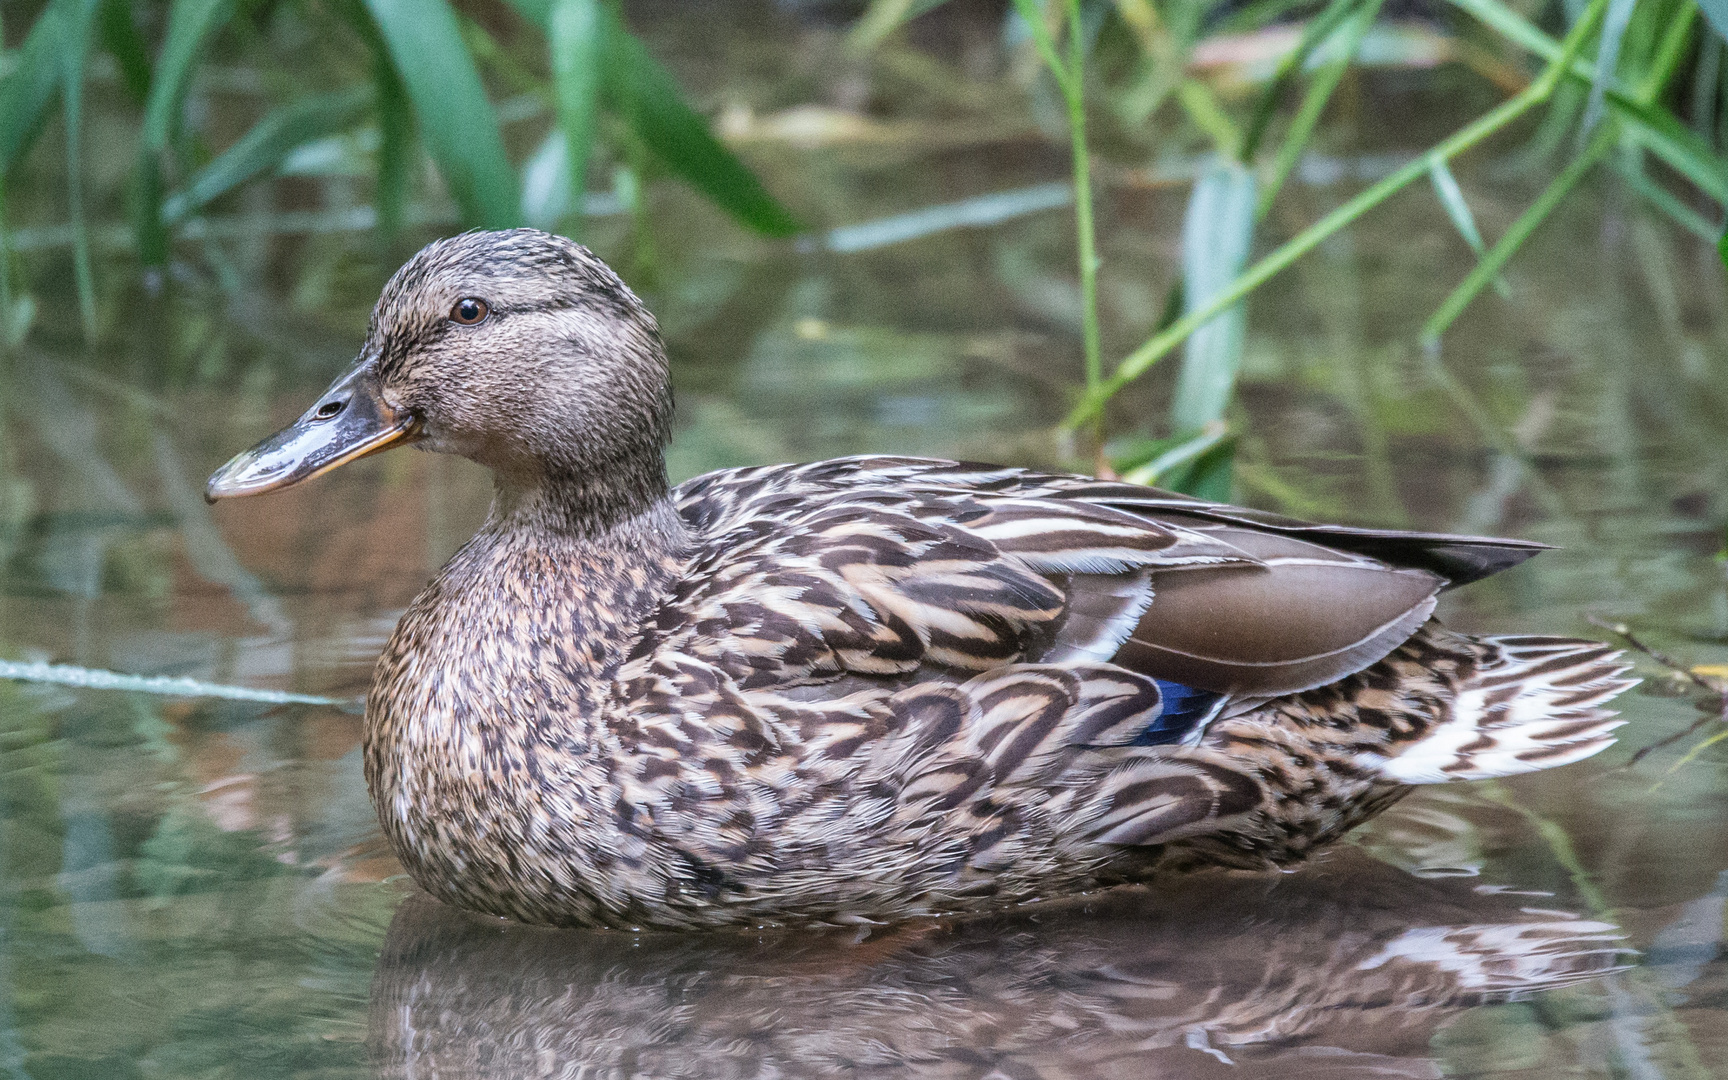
[0,659,353,707]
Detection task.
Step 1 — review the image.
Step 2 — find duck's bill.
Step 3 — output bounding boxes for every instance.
[205,362,418,502]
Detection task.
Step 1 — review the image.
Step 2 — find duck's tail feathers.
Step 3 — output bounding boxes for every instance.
[1377,635,1637,785]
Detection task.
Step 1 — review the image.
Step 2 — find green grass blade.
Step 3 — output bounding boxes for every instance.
[1256,0,1384,216]
[1065,22,1594,427]
[1118,423,1231,485]
[141,0,233,150]
[1617,155,1721,241]
[98,0,152,104]
[1125,427,1237,501]
[132,0,229,263]
[550,0,602,227]
[0,0,87,180]
[1445,0,1595,64]
[1116,426,1236,501]
[1168,435,1236,501]
[502,0,554,24]
[1423,5,1699,344]
[1064,0,1100,398]
[1422,125,1616,346]
[1176,79,1243,158]
[337,4,415,240]
[128,154,169,267]
[1105,432,1177,475]
[849,0,954,53]
[503,0,797,234]
[522,131,571,227]
[60,0,101,341]
[1172,159,1256,431]
[1239,0,1361,163]
[1008,0,1075,94]
[820,181,1072,251]
[850,0,919,54]
[1701,0,1728,40]
[1447,0,1726,201]
[363,0,521,229]
[1428,158,1486,253]
[162,89,372,224]
[1429,157,1511,296]
[1643,2,1701,94]
[1617,94,1728,202]
[0,189,12,337]
[1582,0,1637,133]
[369,36,414,241]
[597,6,798,236]
[1219,0,1328,32]
[1063,0,1608,427]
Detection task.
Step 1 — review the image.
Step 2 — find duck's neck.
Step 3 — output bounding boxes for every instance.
[469,460,690,676]
[366,458,690,910]
[488,452,675,539]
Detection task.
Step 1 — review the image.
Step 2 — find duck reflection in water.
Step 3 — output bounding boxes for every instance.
[369,851,1623,1080]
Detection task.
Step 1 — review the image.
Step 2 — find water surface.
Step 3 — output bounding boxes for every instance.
[5,4,1728,1076]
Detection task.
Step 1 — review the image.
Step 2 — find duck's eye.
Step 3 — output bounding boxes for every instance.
[314,400,344,420]
[451,297,489,325]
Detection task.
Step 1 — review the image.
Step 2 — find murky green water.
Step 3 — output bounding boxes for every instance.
[6,7,1728,1077]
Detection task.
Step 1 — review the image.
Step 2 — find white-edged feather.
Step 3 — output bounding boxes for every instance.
[1375,637,1636,785]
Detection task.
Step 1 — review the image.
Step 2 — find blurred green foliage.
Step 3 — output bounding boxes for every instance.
[935,0,1727,487]
[1,0,1727,494]
[3,8,1728,1078]
[0,0,797,288]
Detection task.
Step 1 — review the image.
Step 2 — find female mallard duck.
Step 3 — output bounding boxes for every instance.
[208,229,1634,930]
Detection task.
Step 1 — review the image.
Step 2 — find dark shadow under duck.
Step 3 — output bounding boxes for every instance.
[368,850,1625,1079]
[207,229,1635,929]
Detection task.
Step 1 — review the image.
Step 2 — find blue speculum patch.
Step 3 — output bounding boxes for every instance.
[1132,680,1226,746]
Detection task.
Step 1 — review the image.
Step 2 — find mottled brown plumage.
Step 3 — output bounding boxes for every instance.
[207,229,1637,929]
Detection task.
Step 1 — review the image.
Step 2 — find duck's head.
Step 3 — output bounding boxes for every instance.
[206,229,673,527]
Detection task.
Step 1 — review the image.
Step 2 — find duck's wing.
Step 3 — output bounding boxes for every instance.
[668,456,1544,700]
[664,463,1245,691]
[866,456,1548,586]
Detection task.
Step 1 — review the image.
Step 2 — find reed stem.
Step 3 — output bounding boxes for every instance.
[1065,0,1610,428]
[1064,0,1101,412]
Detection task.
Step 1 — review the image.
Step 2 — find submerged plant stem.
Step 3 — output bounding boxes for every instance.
[0,658,352,706]
[1421,350,1569,516]
[1480,781,1610,914]
[1481,778,1717,1080]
